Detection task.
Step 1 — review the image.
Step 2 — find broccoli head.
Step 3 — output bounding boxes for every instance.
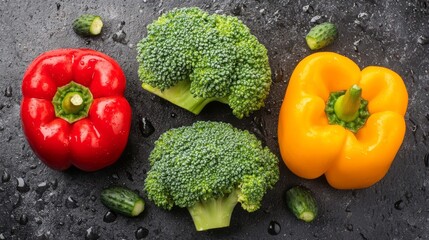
[144,121,279,231]
[136,7,272,119]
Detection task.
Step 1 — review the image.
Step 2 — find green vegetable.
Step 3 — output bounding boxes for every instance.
[144,121,279,231]
[285,186,318,222]
[136,7,272,119]
[305,22,337,50]
[73,14,103,37]
[100,186,145,217]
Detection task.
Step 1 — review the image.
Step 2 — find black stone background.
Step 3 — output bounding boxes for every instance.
[1,0,428,239]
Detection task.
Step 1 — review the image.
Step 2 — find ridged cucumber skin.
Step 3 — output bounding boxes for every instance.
[101,187,145,217]
[72,14,103,37]
[285,186,318,222]
[306,22,337,50]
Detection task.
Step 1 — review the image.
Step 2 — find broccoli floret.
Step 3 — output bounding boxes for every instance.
[144,121,279,231]
[136,7,272,119]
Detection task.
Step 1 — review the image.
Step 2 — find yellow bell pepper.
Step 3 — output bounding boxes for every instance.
[277,52,408,189]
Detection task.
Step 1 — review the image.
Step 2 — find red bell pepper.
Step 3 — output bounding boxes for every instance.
[21,49,132,171]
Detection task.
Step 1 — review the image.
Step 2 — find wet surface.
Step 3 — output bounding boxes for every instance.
[0,0,428,239]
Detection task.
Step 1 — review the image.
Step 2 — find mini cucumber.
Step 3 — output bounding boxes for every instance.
[285,186,318,222]
[101,186,145,217]
[73,14,103,37]
[305,22,337,50]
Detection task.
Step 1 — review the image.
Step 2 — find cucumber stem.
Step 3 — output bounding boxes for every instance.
[90,16,103,35]
[131,199,145,216]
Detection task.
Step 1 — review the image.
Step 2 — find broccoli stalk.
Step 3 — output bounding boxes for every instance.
[142,81,228,115]
[144,121,279,231]
[188,190,239,231]
[136,7,272,118]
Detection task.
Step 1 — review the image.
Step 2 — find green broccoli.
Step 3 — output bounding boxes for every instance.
[144,121,279,231]
[136,7,272,119]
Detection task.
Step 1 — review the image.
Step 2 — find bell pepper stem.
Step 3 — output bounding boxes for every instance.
[62,92,84,114]
[325,85,369,133]
[52,81,93,123]
[334,84,362,122]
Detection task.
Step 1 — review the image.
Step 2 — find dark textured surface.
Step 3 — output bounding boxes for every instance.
[1,0,428,239]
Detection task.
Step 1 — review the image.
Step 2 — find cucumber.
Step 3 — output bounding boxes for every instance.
[100,186,145,217]
[305,22,337,50]
[72,14,103,37]
[285,186,318,222]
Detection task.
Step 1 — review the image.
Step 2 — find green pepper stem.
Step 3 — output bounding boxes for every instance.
[62,92,84,114]
[334,84,362,122]
[52,81,93,123]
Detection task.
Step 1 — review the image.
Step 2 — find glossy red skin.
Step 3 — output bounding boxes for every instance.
[21,49,132,171]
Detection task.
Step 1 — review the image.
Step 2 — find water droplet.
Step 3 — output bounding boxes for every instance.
[346,223,353,231]
[30,164,38,169]
[409,118,418,132]
[119,21,126,29]
[231,4,243,16]
[10,226,16,236]
[424,153,429,167]
[4,86,12,97]
[268,221,281,235]
[35,217,43,225]
[19,214,28,225]
[252,116,267,138]
[50,179,58,190]
[36,181,49,195]
[112,30,127,44]
[310,15,322,23]
[126,171,134,181]
[2,171,10,182]
[302,5,314,14]
[357,12,369,19]
[394,199,404,210]
[170,112,177,118]
[12,193,22,209]
[65,196,78,209]
[103,211,117,223]
[16,178,30,193]
[417,35,429,45]
[405,191,413,200]
[77,218,84,225]
[85,227,100,240]
[35,199,46,211]
[138,116,155,137]
[274,68,285,83]
[90,195,97,202]
[135,227,149,239]
[111,173,119,180]
[345,205,352,212]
